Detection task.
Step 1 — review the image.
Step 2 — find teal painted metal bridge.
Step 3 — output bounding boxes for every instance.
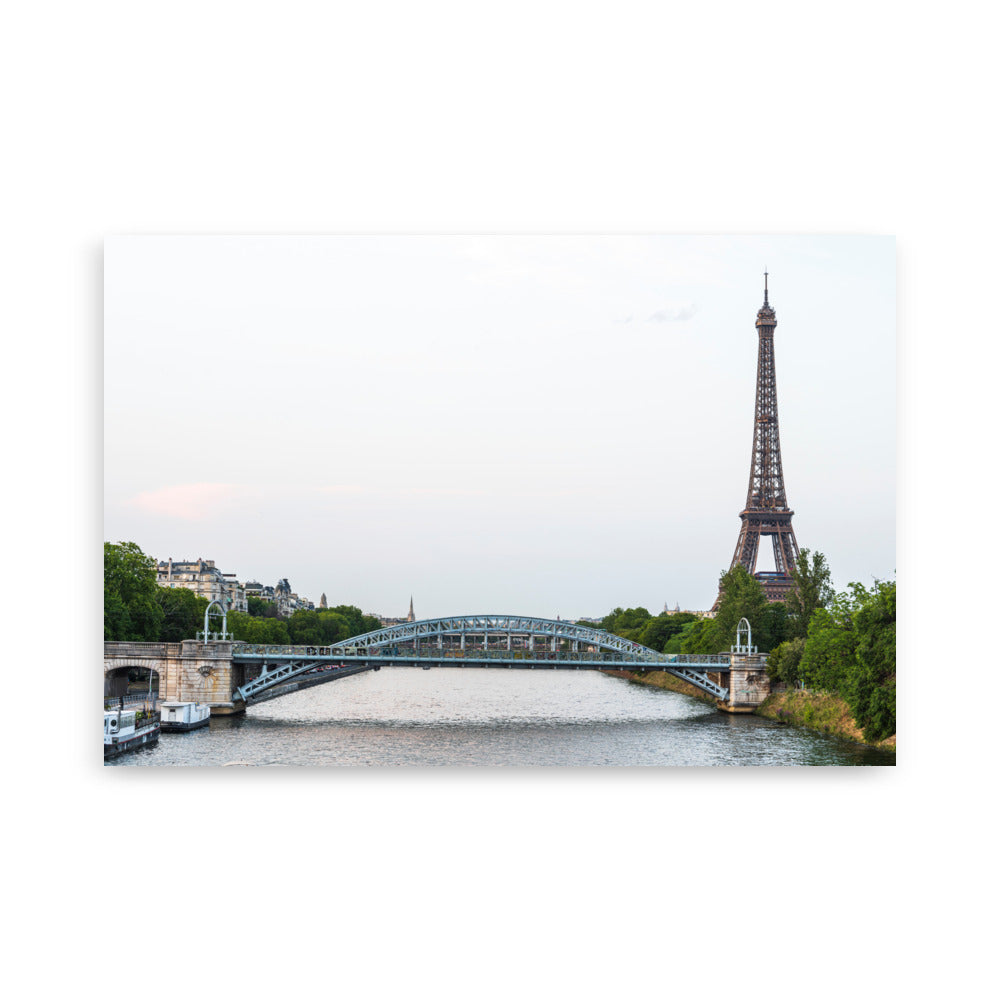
[231,614,745,706]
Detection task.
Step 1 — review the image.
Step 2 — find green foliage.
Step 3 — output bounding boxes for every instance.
[598,607,653,642]
[799,605,857,693]
[247,595,280,618]
[583,608,704,653]
[678,617,716,654]
[281,606,380,645]
[797,578,896,741]
[759,601,790,652]
[156,586,208,642]
[786,549,835,639]
[327,605,382,636]
[104,591,131,641]
[638,612,698,652]
[848,580,896,742]
[766,637,806,685]
[287,609,355,644]
[225,611,290,644]
[104,542,164,640]
[712,564,773,651]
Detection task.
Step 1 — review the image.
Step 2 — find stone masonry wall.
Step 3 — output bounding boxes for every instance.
[104,641,242,714]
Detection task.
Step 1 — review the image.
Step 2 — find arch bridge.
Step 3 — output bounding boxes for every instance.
[232,614,750,706]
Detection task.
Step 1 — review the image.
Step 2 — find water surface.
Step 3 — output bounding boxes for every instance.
[107,668,894,767]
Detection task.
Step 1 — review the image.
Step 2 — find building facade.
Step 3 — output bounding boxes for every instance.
[157,558,247,612]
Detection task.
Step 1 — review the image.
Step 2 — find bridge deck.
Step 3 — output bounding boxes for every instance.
[232,647,737,705]
[232,645,734,670]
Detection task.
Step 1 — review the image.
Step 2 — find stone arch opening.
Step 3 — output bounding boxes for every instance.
[104,664,160,706]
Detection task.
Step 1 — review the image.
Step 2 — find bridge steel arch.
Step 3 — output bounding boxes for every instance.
[331,615,658,658]
[232,615,733,705]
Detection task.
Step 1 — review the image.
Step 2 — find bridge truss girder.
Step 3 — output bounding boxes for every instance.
[329,614,657,659]
[235,659,372,705]
[231,614,740,704]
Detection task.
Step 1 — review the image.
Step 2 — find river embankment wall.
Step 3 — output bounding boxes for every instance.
[603,669,895,753]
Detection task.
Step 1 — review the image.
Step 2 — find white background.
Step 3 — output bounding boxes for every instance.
[4,2,993,998]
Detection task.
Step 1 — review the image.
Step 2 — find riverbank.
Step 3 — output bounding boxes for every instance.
[604,670,896,753]
[756,688,895,753]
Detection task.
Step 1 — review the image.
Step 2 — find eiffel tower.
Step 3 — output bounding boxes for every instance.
[715,273,801,607]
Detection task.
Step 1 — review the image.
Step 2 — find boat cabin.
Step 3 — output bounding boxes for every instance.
[104,710,137,738]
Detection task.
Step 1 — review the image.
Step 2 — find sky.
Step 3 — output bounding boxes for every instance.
[104,235,895,619]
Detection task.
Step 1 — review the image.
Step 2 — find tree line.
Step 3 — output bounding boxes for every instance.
[105,540,894,740]
[104,541,381,646]
[580,550,895,742]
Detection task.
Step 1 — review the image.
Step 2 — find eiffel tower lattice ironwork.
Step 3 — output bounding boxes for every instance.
[716,274,801,607]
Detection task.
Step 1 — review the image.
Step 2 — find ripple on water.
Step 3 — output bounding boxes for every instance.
[105,668,894,766]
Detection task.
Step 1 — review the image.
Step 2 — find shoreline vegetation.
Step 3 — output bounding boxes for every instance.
[587,550,895,748]
[105,540,895,751]
[604,669,896,753]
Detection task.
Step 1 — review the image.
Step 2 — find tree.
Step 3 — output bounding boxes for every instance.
[317,611,352,644]
[104,541,164,640]
[247,595,279,619]
[638,612,698,652]
[226,611,290,643]
[712,564,771,651]
[849,579,896,742]
[797,583,870,694]
[759,601,790,651]
[786,549,835,639]
[766,637,806,686]
[156,586,208,642]
[598,607,653,643]
[287,609,323,644]
[678,617,716,654]
[328,605,381,637]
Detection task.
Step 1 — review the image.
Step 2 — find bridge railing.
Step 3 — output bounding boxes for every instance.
[232,643,643,661]
[104,693,160,711]
[664,654,735,666]
[104,642,172,657]
[231,643,737,667]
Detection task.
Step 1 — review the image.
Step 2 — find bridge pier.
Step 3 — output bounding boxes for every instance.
[104,641,247,716]
[718,654,770,713]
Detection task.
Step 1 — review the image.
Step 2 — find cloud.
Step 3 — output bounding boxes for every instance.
[127,482,244,520]
[647,302,699,323]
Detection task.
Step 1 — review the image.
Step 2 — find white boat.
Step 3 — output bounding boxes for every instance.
[104,706,160,758]
[159,702,212,732]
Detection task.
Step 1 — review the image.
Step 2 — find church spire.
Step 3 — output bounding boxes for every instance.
[407,595,415,622]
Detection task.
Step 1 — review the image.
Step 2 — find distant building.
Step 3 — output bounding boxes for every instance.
[219,575,315,617]
[221,573,248,612]
[319,593,327,609]
[274,578,293,617]
[157,557,246,612]
[378,597,416,628]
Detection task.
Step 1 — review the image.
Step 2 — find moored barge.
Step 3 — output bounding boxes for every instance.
[104,707,160,759]
[159,702,211,732]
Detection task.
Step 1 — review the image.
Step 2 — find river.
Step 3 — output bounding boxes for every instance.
[105,667,893,766]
